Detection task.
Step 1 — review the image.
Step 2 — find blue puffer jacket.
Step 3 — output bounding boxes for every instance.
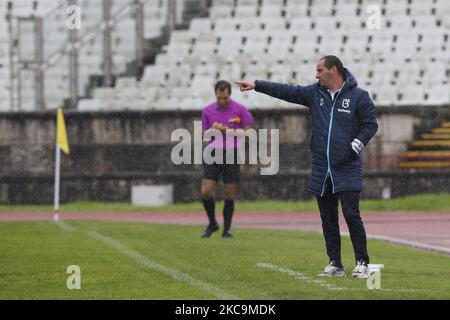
[255,69,378,196]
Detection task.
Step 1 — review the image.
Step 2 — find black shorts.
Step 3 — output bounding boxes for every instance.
[202,148,240,184]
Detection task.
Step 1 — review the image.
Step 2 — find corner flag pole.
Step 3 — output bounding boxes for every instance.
[54,108,70,221]
[53,143,61,220]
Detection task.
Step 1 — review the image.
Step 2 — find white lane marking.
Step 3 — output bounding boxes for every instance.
[257,263,427,293]
[341,232,450,255]
[86,230,240,300]
[54,220,77,232]
[256,262,347,291]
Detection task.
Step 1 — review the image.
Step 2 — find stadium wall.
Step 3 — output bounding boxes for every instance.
[0,106,448,204]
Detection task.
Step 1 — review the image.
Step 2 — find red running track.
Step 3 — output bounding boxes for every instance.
[0,211,449,255]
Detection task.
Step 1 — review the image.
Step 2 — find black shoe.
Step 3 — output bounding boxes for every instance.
[221,231,233,238]
[201,224,219,238]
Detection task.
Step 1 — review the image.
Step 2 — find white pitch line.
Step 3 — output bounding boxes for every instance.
[256,263,426,293]
[341,232,450,255]
[256,262,347,291]
[86,230,240,300]
[54,220,77,232]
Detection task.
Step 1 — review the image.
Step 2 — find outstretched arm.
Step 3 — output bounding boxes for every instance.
[234,80,314,107]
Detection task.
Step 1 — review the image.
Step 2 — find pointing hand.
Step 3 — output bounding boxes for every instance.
[234,80,256,92]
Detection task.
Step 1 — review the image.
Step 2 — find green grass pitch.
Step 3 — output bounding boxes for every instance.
[0,221,448,300]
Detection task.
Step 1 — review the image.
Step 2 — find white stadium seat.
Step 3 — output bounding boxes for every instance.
[384,0,408,17]
[190,18,213,32]
[218,62,242,80]
[334,2,359,17]
[237,0,259,5]
[387,16,414,31]
[214,18,240,32]
[395,62,422,87]
[234,5,259,18]
[409,0,434,16]
[164,42,191,57]
[417,30,445,54]
[421,63,449,87]
[361,0,384,9]
[393,34,420,59]
[284,2,309,19]
[264,0,285,5]
[2,0,450,111]
[413,16,438,30]
[398,84,425,106]
[433,0,450,18]
[287,0,309,4]
[170,30,195,45]
[375,85,398,106]
[289,18,314,32]
[309,0,334,17]
[314,17,339,32]
[425,85,450,105]
[342,34,369,61]
[267,33,294,58]
[213,0,233,6]
[78,99,100,111]
[262,18,287,31]
[259,5,284,18]
[368,31,396,59]
[237,17,263,31]
[209,5,233,19]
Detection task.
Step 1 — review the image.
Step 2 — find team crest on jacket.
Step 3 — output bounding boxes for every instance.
[342,99,350,108]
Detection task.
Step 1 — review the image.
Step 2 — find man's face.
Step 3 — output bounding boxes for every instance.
[316,59,335,89]
[216,89,230,107]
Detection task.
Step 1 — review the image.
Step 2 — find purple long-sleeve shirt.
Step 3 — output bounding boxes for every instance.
[201,99,253,149]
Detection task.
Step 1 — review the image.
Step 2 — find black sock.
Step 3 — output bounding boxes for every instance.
[202,197,216,226]
[223,200,235,232]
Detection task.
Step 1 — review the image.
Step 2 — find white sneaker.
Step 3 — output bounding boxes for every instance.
[352,261,369,278]
[318,261,346,277]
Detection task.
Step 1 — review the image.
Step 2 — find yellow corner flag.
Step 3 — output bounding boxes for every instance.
[56,108,70,154]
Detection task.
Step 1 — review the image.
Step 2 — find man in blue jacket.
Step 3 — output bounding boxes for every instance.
[235,55,378,278]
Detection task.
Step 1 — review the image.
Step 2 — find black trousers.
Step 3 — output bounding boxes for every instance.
[316,178,369,264]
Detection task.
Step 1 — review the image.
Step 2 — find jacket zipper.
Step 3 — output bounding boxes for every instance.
[319,85,344,196]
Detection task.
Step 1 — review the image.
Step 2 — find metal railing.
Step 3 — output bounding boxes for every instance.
[6,0,178,111]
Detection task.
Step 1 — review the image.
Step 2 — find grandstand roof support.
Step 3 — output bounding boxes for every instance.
[6,2,16,111]
[34,17,44,111]
[102,0,113,87]
[134,0,144,75]
[68,0,79,110]
[166,0,177,32]
[199,0,208,14]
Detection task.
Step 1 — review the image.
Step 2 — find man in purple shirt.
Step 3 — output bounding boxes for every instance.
[201,80,253,238]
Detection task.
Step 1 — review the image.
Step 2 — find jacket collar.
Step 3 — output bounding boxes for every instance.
[318,68,358,94]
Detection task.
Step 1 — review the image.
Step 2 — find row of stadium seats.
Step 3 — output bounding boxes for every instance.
[191,16,450,32]
[80,59,450,112]
[3,0,450,112]
[160,29,449,65]
[140,57,449,88]
[83,0,450,111]
[0,0,184,111]
[80,82,450,112]
[210,0,450,18]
